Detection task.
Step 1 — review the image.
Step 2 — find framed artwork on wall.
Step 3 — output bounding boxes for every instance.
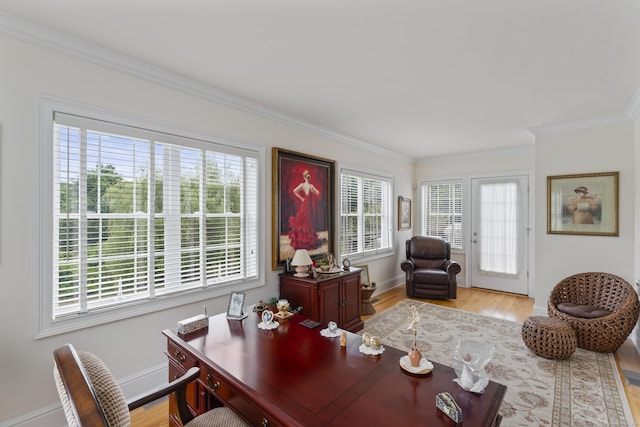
[547,171,619,236]
[398,196,411,230]
[272,148,335,270]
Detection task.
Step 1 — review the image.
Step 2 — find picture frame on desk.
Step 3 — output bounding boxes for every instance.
[226,292,246,319]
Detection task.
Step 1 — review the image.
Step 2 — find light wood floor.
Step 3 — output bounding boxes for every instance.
[131,286,640,426]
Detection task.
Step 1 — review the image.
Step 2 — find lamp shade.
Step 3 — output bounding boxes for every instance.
[290,249,313,277]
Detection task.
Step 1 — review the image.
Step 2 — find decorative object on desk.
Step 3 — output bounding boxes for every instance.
[320,320,342,337]
[342,258,351,270]
[227,292,247,320]
[399,355,433,375]
[258,310,279,330]
[452,340,495,394]
[291,249,313,277]
[274,299,294,320]
[253,300,268,312]
[359,332,384,355]
[406,305,422,367]
[353,264,370,287]
[299,319,321,329]
[340,332,347,347]
[436,392,463,424]
[177,306,209,335]
[268,296,303,314]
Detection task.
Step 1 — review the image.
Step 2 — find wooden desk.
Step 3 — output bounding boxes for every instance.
[163,312,506,427]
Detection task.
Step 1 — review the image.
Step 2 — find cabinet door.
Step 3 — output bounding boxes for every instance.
[341,273,364,332]
[279,276,318,320]
[318,278,341,326]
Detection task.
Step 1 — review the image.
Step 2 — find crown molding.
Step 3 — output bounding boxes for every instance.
[527,115,632,136]
[0,11,412,164]
[417,144,534,165]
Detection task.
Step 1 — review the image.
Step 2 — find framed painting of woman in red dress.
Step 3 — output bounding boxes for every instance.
[272,148,335,270]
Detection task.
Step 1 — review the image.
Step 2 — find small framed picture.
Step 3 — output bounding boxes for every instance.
[354,264,370,287]
[398,197,411,230]
[226,292,246,319]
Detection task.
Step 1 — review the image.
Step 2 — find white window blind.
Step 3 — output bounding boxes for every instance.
[52,112,258,319]
[422,181,462,249]
[339,169,393,258]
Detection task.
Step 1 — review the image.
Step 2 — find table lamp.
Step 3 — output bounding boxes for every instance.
[291,249,312,277]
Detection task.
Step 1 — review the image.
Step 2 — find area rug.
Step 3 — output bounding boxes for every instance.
[361,300,634,427]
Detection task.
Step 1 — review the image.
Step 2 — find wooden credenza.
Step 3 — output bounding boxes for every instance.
[279,268,363,332]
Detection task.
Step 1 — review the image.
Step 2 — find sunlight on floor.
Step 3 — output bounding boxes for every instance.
[478,309,519,323]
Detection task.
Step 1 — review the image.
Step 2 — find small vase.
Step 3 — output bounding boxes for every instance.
[408,347,422,367]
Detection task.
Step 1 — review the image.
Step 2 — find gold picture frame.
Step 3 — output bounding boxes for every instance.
[398,197,411,230]
[272,148,336,270]
[547,171,619,236]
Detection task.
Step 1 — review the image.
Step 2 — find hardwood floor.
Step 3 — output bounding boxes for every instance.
[131,285,640,426]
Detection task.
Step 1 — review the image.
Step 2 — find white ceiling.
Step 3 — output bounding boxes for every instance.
[2,0,639,160]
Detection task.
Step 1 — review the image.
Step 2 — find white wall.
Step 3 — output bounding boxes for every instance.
[0,34,412,425]
[534,122,636,315]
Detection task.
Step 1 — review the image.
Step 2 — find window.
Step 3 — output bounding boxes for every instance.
[37,98,262,337]
[339,168,393,259]
[421,180,462,249]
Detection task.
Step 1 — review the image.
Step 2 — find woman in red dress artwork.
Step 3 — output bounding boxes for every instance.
[288,170,321,250]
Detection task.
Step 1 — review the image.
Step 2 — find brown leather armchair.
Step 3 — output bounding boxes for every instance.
[401,236,461,299]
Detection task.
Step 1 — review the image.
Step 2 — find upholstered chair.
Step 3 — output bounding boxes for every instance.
[53,343,249,427]
[401,236,461,299]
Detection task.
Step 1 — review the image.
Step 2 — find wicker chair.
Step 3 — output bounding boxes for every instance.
[547,272,640,353]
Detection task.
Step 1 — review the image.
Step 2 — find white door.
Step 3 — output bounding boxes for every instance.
[470,176,529,295]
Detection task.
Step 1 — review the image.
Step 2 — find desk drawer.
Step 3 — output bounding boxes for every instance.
[200,367,282,427]
[167,340,198,370]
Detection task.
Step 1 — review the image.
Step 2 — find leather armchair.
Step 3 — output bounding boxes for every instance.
[401,236,461,299]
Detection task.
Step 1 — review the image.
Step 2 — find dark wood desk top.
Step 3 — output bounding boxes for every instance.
[163,312,506,427]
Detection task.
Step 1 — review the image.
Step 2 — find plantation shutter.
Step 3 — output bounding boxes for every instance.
[422,181,462,249]
[53,112,258,318]
[340,169,393,258]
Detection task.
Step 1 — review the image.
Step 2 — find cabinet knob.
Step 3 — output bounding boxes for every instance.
[262,418,269,427]
[174,350,186,363]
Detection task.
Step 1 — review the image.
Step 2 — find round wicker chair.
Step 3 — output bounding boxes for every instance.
[547,272,640,353]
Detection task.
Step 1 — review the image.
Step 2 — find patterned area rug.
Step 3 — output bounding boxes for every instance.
[361,300,634,427]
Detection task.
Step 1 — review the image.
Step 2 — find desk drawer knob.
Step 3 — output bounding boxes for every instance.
[206,374,220,391]
[262,418,268,427]
[174,350,186,363]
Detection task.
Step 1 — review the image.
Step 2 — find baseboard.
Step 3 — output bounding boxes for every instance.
[1,362,167,427]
